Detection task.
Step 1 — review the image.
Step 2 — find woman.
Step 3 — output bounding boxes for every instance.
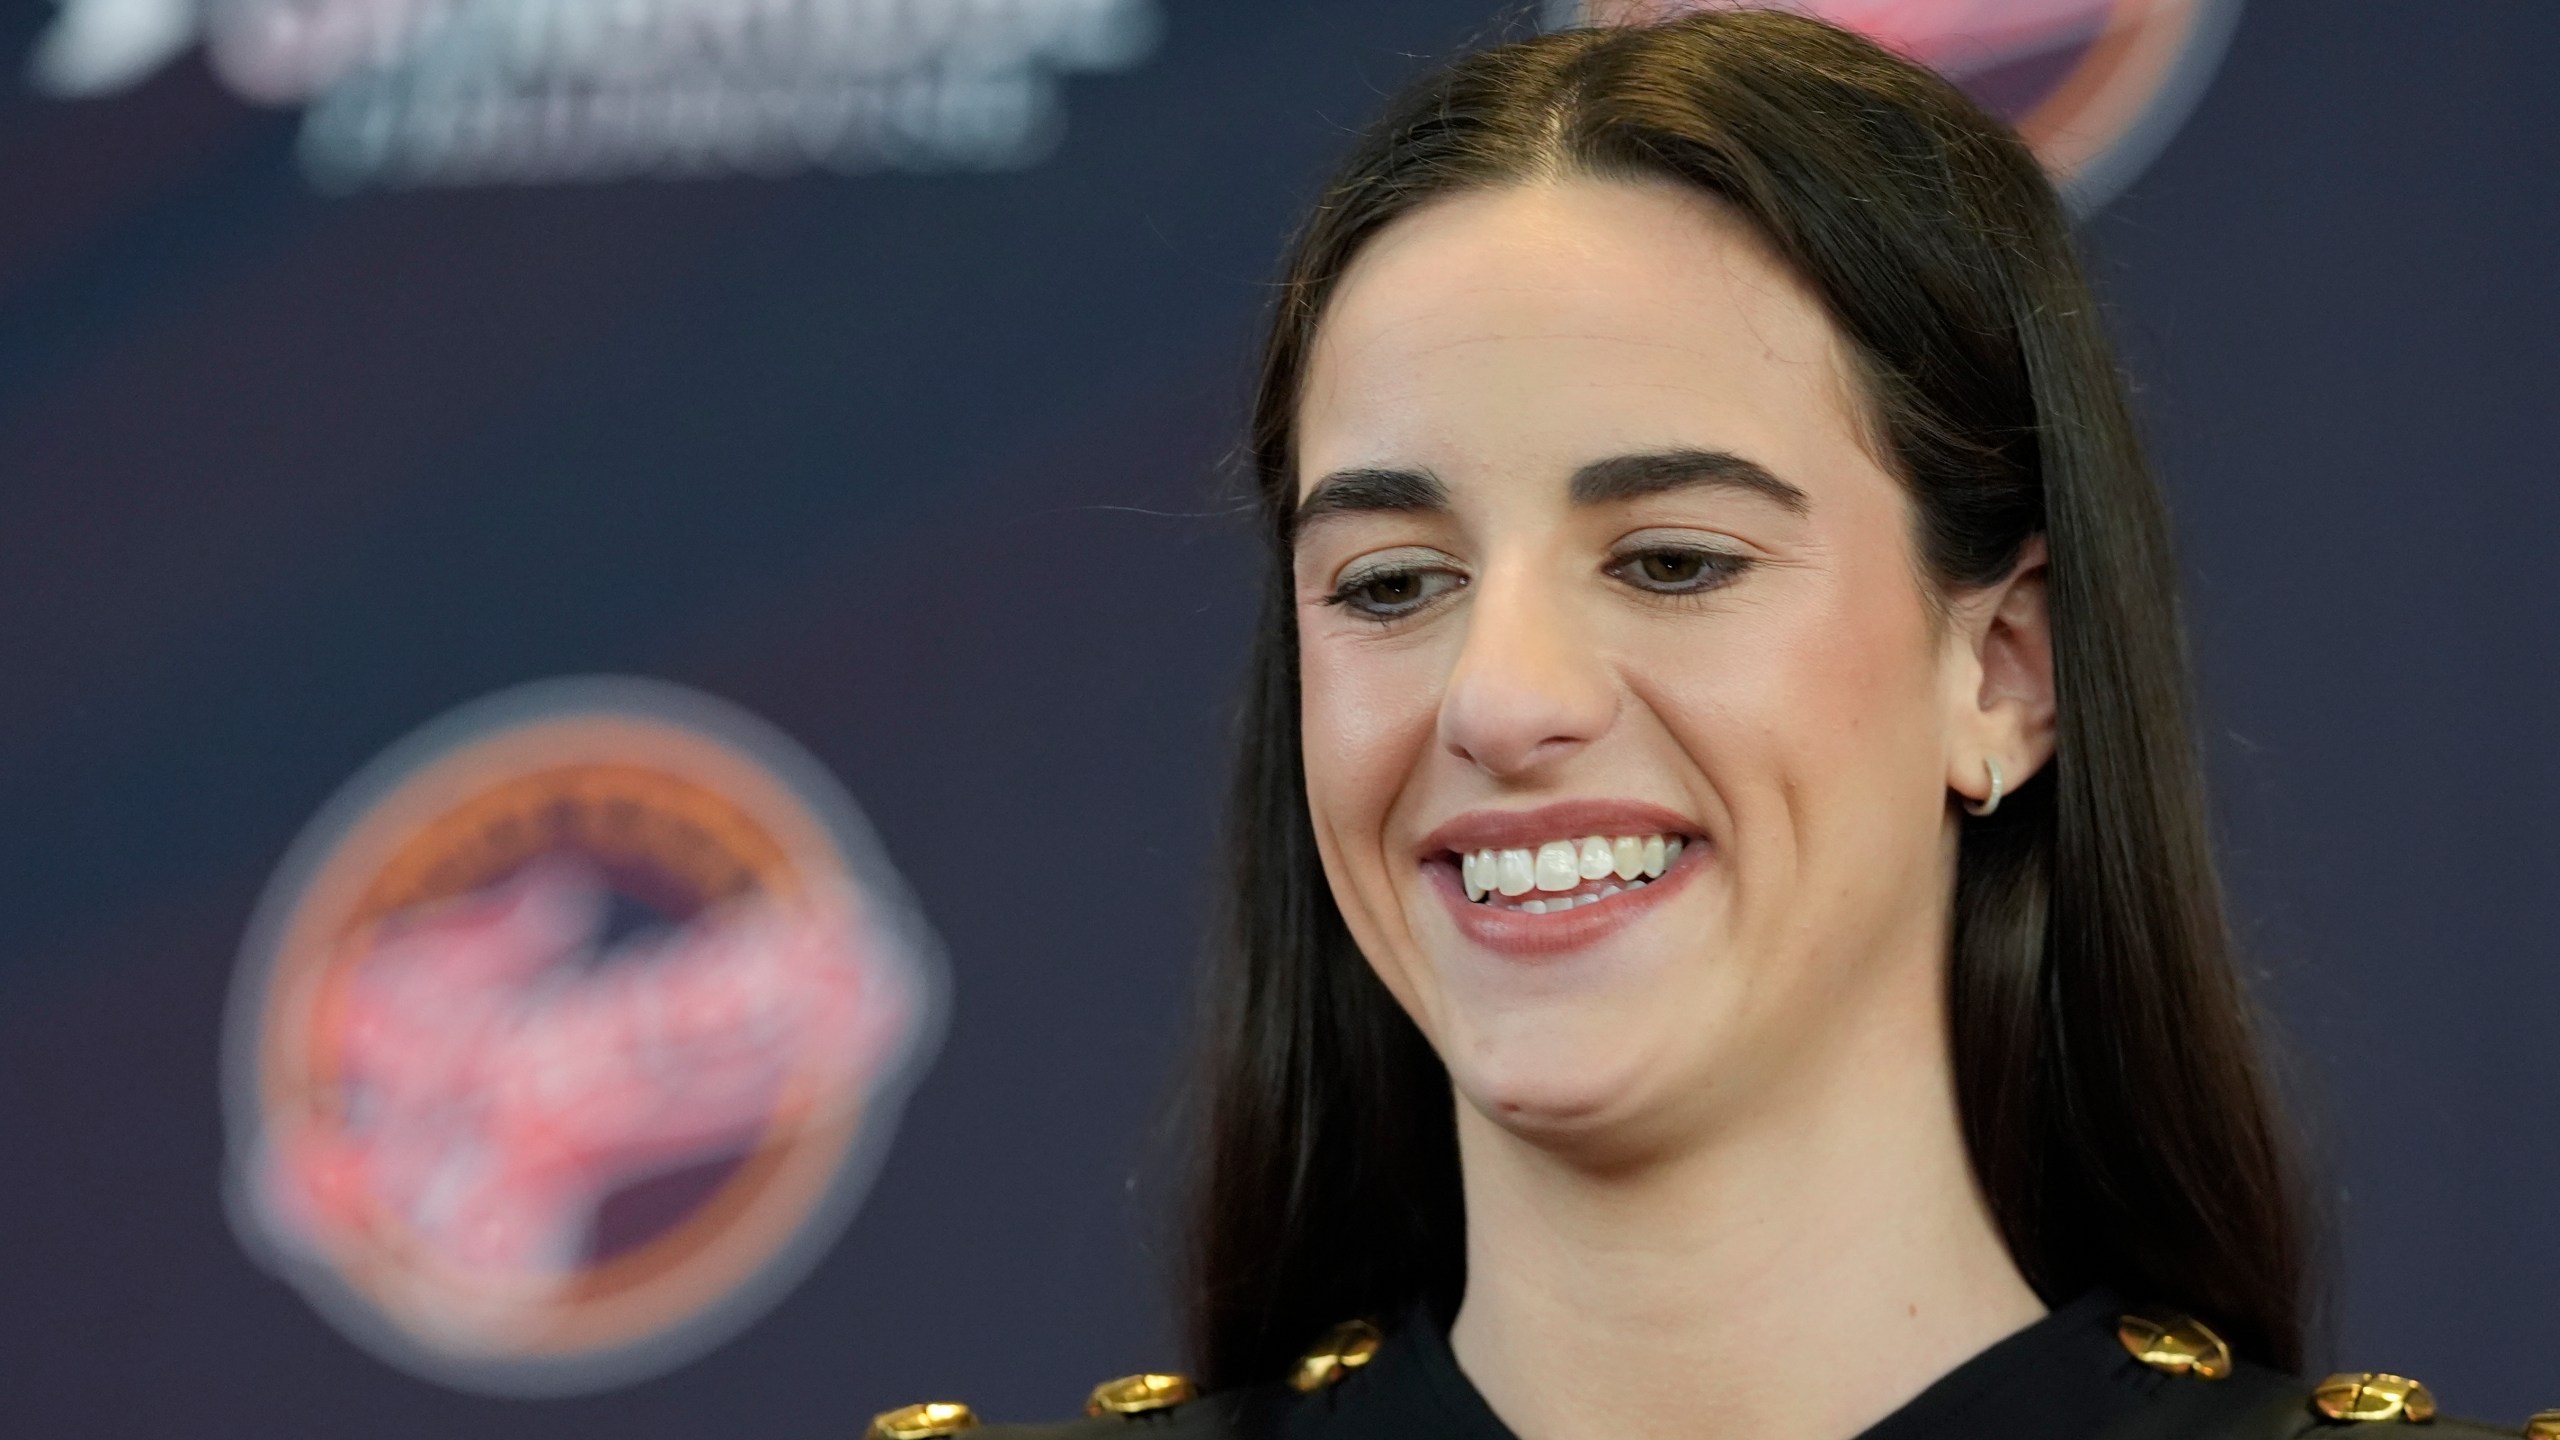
[869,11,2537,1440]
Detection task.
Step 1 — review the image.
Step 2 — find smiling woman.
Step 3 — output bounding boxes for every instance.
[854,11,2535,1440]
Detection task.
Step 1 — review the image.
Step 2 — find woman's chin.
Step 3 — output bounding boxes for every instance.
[1425,965,1737,1151]
[1451,1041,1672,1153]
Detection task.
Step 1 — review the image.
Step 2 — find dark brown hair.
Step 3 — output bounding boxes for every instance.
[1182,9,2310,1387]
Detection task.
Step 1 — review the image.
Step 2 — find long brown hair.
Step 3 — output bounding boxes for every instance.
[1182,9,2310,1387]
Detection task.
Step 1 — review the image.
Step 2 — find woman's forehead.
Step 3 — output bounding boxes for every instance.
[1296,176,1869,498]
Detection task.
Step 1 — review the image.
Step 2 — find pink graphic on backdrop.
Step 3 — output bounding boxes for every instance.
[224,678,946,1395]
[261,862,899,1340]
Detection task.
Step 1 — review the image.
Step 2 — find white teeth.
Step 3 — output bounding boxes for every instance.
[1456,833,1689,909]
[1534,841,1580,892]
[1577,836,1613,880]
[1612,835,1645,881]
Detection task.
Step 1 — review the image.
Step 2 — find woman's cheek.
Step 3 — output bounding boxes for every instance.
[1301,630,1444,801]
[1625,588,1928,876]
[1299,631,1447,938]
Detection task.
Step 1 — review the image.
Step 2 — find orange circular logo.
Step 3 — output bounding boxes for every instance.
[1567,0,2245,211]
[222,678,944,1394]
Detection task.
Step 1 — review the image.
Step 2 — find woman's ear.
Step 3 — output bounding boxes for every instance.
[1945,535,2056,809]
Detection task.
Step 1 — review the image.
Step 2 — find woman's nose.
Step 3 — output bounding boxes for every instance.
[1435,566,1616,779]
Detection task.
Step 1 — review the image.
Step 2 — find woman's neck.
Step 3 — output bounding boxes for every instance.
[1444,989,2043,1440]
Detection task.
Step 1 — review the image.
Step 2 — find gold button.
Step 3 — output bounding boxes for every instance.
[1289,1319,1384,1394]
[2312,1373,2437,1423]
[2117,1312,2233,1380]
[1087,1373,1197,1417]
[866,1401,979,1439]
[2522,1411,2560,1440]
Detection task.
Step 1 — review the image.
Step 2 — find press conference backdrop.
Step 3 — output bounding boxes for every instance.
[2,1,2551,1433]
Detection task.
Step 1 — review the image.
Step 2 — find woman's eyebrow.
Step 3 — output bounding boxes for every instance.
[1293,466,1449,538]
[1570,448,1810,514]
[1292,450,1805,539]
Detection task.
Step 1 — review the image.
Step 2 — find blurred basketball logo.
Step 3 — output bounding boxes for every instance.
[27,0,1160,188]
[1557,0,2244,211]
[222,678,946,1395]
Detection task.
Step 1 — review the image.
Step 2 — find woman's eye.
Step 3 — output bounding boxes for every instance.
[1327,566,1463,619]
[1610,546,1749,594]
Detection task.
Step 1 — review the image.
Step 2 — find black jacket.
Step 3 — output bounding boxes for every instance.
[869,1291,2538,1440]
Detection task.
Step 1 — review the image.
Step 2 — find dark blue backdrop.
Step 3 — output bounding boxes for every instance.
[1,2,2551,1434]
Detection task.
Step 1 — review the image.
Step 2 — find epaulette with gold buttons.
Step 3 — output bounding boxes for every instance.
[2115,1308,2539,1440]
[860,1317,1390,1438]
[865,1368,1213,1439]
[2303,1373,2547,1439]
[1086,1372,1199,1418]
[2118,1309,2235,1381]
[866,1401,980,1439]
[2312,1373,2440,1425]
[1289,1319,1383,1394]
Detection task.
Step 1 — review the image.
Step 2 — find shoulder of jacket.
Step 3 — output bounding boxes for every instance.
[2220,1371,2531,1440]
[862,1375,1245,1440]
[972,1402,1242,1440]
[2110,1309,2546,1440]
[968,1415,1235,1440]
[862,1317,1390,1440]
[2269,1370,2544,1440]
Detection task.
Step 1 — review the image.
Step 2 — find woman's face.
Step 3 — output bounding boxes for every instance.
[1292,176,2044,1162]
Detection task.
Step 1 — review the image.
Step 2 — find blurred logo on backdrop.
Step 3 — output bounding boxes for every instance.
[1554,0,2243,211]
[27,0,1160,188]
[222,677,946,1395]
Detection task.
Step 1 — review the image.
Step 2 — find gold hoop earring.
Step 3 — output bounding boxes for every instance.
[1964,756,2004,818]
